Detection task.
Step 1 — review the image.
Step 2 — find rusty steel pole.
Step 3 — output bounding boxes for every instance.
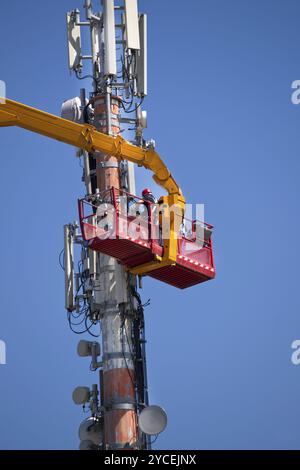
[92,93,139,449]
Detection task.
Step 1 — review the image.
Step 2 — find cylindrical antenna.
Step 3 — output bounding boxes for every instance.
[64,224,75,312]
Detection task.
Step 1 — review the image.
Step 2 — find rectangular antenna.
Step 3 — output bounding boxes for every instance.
[0,80,6,104]
[66,12,82,71]
[64,225,75,312]
[124,0,140,50]
[136,14,147,96]
[91,19,101,79]
[103,0,117,76]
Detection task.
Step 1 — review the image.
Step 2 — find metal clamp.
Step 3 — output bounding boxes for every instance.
[96,162,119,169]
[95,112,119,120]
[103,351,132,361]
[110,403,136,411]
[104,402,136,411]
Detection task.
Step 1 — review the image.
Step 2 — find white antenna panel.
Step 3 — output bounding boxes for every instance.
[0,80,6,104]
[103,0,117,76]
[66,12,82,71]
[124,0,140,50]
[91,22,101,70]
[64,224,75,311]
[136,14,147,96]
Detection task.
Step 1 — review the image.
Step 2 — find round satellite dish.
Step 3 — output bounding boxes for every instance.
[79,439,98,450]
[139,405,168,436]
[72,386,90,405]
[79,416,103,445]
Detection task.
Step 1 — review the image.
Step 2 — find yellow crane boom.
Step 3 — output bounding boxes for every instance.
[0,98,185,274]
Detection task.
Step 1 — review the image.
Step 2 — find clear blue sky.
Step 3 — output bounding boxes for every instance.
[0,0,300,450]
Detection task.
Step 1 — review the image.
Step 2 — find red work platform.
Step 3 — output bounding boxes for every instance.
[78,188,215,289]
[149,238,215,289]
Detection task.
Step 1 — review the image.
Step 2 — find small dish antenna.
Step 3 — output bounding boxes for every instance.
[138,405,168,436]
[72,386,90,405]
[79,416,103,445]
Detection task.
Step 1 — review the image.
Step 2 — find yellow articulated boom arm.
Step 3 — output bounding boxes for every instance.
[0,98,185,274]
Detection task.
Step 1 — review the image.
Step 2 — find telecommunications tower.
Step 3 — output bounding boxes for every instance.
[63,0,166,450]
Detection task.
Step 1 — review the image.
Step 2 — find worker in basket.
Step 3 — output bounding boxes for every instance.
[142,188,157,204]
[127,188,157,215]
[127,188,161,243]
[141,188,162,244]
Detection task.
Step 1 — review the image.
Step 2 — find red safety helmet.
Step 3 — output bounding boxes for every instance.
[142,188,152,197]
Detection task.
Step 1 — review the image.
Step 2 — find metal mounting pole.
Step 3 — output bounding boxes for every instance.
[92,92,138,449]
[91,1,142,447]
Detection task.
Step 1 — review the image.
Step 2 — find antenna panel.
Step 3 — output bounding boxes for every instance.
[91,21,101,70]
[103,0,117,76]
[66,12,82,71]
[64,224,75,311]
[0,80,6,103]
[136,14,147,96]
[124,0,140,50]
